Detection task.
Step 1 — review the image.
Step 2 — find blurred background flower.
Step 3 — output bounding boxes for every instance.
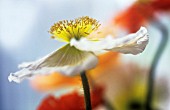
[112,0,170,109]
[91,62,169,110]
[114,0,170,33]
[31,72,82,92]
[37,85,104,110]
[0,0,170,110]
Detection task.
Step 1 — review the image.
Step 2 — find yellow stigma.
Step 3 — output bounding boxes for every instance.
[50,16,101,42]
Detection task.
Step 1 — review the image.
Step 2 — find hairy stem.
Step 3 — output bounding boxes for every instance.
[146,19,168,109]
[81,71,92,110]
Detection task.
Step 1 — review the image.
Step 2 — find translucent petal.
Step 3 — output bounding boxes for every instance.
[8,44,98,83]
[70,27,149,55]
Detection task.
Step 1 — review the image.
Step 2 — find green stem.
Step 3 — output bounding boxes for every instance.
[81,71,92,110]
[145,19,168,109]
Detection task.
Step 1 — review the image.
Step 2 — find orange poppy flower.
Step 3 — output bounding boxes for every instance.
[30,73,82,91]
[151,0,170,11]
[114,0,170,33]
[37,86,104,110]
[88,52,120,79]
[114,1,154,33]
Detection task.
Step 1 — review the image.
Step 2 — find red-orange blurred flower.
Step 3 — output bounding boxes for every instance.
[114,0,170,33]
[88,52,120,79]
[114,1,154,33]
[151,0,170,11]
[37,86,104,110]
[31,73,82,91]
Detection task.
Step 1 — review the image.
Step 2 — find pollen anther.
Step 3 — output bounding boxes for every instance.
[49,16,101,42]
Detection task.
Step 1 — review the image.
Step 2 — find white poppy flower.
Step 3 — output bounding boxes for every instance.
[8,16,149,83]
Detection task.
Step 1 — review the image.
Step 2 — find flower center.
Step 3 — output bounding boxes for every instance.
[50,16,101,42]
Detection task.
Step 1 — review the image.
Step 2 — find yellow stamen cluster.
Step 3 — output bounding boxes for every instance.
[50,16,101,42]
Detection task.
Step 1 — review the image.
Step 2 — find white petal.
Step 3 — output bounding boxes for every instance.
[70,27,149,55]
[8,44,98,83]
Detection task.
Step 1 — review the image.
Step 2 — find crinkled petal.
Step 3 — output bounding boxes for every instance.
[70,27,149,55]
[8,44,98,83]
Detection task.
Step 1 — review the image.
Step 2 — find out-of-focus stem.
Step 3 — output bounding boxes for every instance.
[146,19,168,109]
[81,71,92,110]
